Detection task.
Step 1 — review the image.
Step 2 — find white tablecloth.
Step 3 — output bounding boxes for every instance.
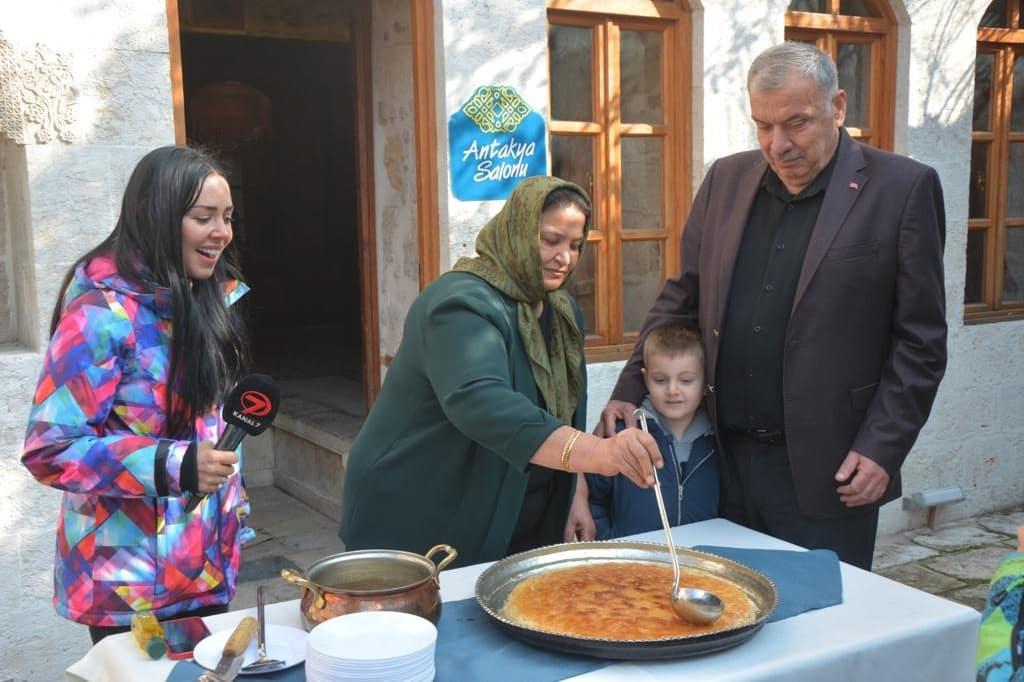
[65,518,981,682]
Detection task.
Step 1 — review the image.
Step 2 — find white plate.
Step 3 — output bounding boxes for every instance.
[194,623,307,675]
[307,611,436,661]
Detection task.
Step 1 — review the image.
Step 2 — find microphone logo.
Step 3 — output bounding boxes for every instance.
[240,390,273,417]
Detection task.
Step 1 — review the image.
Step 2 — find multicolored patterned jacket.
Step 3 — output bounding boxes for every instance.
[977,551,1024,681]
[22,253,255,626]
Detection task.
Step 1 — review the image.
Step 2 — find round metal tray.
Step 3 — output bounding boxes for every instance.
[474,540,777,660]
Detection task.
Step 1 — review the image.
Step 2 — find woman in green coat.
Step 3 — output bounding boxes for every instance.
[340,176,663,567]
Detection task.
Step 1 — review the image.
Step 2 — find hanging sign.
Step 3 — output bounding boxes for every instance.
[448,85,548,201]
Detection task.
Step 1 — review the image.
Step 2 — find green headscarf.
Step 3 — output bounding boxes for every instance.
[452,175,591,425]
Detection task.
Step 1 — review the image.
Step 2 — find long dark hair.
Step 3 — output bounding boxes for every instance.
[49,145,249,438]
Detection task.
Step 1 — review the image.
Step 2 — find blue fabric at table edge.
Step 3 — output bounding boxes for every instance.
[692,544,843,622]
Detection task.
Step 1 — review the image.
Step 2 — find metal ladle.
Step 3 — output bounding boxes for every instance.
[635,408,724,625]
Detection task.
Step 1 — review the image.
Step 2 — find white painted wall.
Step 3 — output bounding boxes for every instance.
[438,0,551,262]
[894,0,1024,533]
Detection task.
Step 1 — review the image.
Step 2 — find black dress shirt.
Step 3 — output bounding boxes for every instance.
[716,151,838,438]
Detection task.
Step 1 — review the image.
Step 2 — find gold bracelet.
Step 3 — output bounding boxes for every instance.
[561,429,582,472]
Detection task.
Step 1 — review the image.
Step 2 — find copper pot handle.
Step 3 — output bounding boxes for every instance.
[423,544,458,586]
[280,568,327,610]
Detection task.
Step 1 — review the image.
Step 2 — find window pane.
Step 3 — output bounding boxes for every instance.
[567,246,596,335]
[974,53,994,131]
[837,43,871,129]
[840,0,880,17]
[965,230,986,304]
[549,25,593,122]
[788,0,826,11]
[620,30,663,124]
[1007,143,1024,218]
[621,137,663,230]
[970,142,989,219]
[1012,54,1024,131]
[550,135,594,200]
[1004,228,1024,302]
[979,0,1007,28]
[622,241,663,332]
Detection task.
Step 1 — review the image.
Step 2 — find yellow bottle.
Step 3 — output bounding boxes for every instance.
[130,611,167,659]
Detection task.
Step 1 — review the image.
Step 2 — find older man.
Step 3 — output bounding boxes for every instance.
[596,42,947,569]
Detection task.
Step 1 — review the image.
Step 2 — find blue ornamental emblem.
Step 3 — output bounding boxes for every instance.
[449,85,548,201]
[461,86,533,133]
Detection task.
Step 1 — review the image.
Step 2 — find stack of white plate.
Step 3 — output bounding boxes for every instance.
[305,610,437,681]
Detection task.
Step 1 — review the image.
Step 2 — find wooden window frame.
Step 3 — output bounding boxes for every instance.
[968,0,1024,323]
[412,0,441,289]
[166,0,187,144]
[547,0,691,362]
[785,0,896,151]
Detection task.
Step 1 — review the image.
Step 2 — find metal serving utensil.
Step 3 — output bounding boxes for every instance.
[635,408,724,625]
[240,585,286,674]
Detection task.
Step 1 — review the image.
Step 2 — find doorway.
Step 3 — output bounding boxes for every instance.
[173,1,374,430]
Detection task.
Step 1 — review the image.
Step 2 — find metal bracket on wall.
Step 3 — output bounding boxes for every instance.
[902,486,966,530]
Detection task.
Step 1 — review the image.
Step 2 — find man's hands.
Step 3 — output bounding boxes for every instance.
[195,441,239,493]
[834,450,890,507]
[595,400,639,437]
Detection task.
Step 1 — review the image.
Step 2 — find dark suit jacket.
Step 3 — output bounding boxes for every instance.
[611,130,947,519]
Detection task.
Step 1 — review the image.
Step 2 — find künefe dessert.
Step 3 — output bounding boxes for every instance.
[502,561,757,639]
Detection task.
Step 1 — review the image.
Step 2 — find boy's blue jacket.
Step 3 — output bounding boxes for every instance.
[586,407,719,540]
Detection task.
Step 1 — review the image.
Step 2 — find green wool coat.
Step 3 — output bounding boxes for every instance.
[339,271,587,567]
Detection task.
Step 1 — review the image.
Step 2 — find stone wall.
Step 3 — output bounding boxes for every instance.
[0,141,17,344]
[373,0,422,368]
[0,1,176,679]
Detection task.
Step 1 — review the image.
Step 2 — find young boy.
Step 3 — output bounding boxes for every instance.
[587,323,719,540]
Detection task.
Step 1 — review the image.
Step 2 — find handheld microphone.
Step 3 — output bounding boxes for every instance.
[183,373,281,513]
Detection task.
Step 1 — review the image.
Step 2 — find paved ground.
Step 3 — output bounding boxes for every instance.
[234,485,346,611]
[233,485,1024,616]
[873,506,1024,612]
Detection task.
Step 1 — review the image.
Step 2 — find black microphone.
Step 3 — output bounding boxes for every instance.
[183,374,281,513]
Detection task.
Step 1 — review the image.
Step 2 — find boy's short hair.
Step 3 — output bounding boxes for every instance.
[642,323,704,367]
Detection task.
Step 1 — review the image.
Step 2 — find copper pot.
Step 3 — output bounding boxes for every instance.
[280,544,457,631]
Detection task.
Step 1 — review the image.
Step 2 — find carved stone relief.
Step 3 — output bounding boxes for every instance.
[0,35,76,144]
[0,38,23,143]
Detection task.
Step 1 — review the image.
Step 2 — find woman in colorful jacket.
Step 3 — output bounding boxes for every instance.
[340,176,664,567]
[21,145,251,643]
[977,524,1024,681]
